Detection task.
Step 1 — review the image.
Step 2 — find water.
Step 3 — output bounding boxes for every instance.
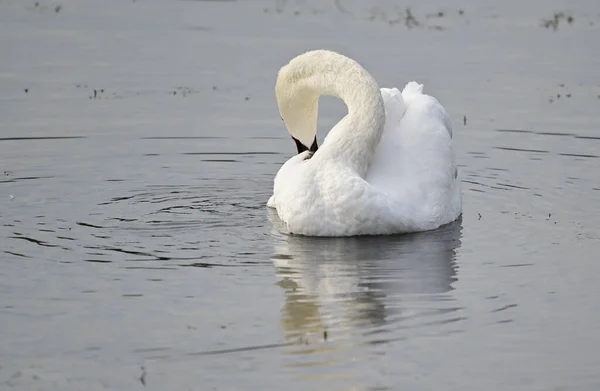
[1,0,600,389]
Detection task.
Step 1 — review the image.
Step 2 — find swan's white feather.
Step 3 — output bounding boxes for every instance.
[269,51,462,237]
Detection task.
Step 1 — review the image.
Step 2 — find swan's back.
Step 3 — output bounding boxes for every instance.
[366,82,461,228]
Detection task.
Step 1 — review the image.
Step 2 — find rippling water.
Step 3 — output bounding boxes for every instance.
[1,0,600,390]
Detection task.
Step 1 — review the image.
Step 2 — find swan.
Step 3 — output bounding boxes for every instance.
[267,50,462,237]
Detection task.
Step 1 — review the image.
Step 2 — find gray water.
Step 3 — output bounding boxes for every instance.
[1,0,600,390]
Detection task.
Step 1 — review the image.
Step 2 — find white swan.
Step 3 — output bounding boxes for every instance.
[267,50,462,237]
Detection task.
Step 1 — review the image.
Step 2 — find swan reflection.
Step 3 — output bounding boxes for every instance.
[270,215,463,346]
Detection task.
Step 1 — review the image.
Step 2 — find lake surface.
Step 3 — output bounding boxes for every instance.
[1,0,600,390]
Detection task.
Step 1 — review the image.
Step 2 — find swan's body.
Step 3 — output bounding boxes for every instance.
[268,50,462,237]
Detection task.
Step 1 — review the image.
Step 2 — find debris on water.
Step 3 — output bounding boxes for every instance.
[140,366,146,386]
[213,86,217,90]
[323,330,328,341]
[549,213,552,218]
[171,86,196,97]
[426,11,444,18]
[478,213,482,220]
[541,12,573,31]
[24,88,28,93]
[463,115,467,126]
[566,94,571,98]
[245,96,250,101]
[458,9,464,16]
[405,8,420,29]
[334,0,350,14]
[557,94,561,98]
[55,5,62,13]
[220,325,226,329]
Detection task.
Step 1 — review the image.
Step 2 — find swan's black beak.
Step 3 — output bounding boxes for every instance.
[292,136,318,155]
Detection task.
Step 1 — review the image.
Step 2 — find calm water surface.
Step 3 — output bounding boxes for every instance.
[1,0,600,390]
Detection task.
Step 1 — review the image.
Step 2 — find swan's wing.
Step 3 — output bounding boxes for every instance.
[367,82,460,224]
[372,82,454,181]
[401,81,452,138]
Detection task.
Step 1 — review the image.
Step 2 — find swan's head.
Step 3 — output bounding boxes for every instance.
[275,63,319,155]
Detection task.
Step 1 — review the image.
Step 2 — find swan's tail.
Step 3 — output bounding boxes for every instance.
[402,81,423,96]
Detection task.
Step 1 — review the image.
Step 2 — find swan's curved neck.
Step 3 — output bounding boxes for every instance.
[276,50,385,177]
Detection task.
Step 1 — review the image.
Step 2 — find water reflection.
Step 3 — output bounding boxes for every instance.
[270,215,463,349]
